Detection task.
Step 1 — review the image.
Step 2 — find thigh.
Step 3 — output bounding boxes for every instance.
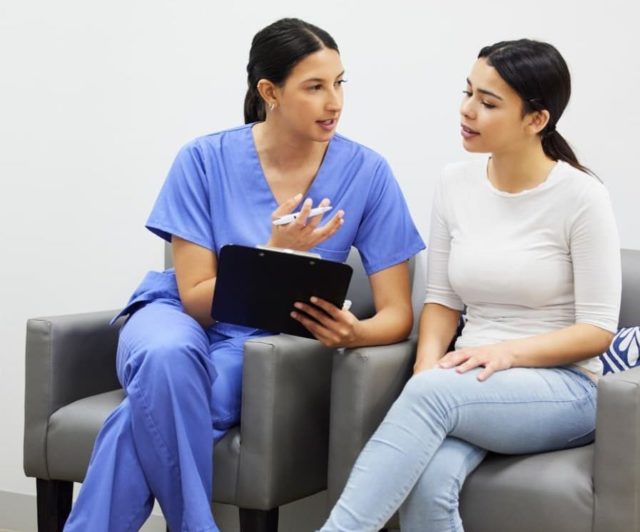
[405,367,597,454]
[116,298,212,388]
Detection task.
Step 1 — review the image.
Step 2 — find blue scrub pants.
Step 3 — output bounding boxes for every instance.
[64,298,261,532]
[320,366,597,532]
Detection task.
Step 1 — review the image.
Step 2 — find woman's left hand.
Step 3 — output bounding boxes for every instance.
[291,296,360,348]
[437,343,515,381]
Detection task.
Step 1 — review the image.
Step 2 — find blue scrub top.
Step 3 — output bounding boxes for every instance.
[118,124,425,335]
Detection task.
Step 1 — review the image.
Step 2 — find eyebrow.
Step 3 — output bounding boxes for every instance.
[303,71,346,83]
[466,78,503,101]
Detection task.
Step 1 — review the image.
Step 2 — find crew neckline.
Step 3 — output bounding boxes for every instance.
[483,158,561,198]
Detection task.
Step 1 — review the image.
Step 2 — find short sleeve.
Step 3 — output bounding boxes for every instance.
[353,158,425,275]
[424,172,465,311]
[570,182,621,332]
[145,142,215,251]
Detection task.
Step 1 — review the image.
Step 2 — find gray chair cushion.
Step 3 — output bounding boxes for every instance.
[47,390,125,481]
[46,388,243,503]
[461,446,594,532]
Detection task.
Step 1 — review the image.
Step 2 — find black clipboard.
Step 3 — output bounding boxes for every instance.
[211,244,353,338]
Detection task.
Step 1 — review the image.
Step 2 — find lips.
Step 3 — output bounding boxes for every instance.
[461,124,479,139]
[317,118,338,131]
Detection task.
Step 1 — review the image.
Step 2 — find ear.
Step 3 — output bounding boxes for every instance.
[256,79,278,109]
[526,109,550,136]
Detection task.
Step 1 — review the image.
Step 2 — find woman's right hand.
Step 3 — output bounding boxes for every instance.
[266,193,344,251]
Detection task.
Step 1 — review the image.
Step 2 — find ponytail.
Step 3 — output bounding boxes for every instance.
[541,128,593,175]
[244,85,265,124]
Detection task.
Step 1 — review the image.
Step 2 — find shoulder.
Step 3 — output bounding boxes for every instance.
[330,132,390,171]
[179,124,251,156]
[553,162,610,204]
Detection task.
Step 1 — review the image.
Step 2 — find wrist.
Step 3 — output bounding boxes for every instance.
[343,318,365,348]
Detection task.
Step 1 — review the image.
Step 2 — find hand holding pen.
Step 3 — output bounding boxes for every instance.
[266,193,344,251]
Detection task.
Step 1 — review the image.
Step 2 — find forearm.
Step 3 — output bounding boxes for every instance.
[415,303,461,369]
[506,323,614,368]
[350,304,414,348]
[180,277,217,328]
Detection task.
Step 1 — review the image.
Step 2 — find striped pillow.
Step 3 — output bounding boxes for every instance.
[601,327,640,374]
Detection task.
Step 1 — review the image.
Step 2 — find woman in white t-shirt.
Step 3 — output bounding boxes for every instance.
[320,39,621,532]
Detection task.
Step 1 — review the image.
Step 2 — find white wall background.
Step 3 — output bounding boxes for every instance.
[2,0,639,525]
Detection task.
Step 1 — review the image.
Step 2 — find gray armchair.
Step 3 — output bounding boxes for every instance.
[23,249,373,532]
[328,249,640,532]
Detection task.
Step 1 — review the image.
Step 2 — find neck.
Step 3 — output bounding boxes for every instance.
[252,119,328,170]
[488,140,556,193]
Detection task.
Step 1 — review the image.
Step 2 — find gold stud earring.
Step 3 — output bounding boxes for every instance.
[269,102,276,111]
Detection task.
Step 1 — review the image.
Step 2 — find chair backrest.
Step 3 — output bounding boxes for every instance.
[345,248,417,321]
[345,248,375,320]
[620,249,640,328]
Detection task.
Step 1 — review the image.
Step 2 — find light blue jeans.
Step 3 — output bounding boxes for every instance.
[321,366,597,532]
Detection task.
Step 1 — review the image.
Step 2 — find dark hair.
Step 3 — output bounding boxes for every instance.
[244,18,339,124]
[479,39,591,174]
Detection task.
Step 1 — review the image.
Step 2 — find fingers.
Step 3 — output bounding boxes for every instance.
[294,198,313,226]
[438,349,485,375]
[268,195,344,251]
[312,210,344,241]
[437,350,470,369]
[306,198,331,229]
[438,347,506,381]
[272,193,303,220]
[293,312,341,345]
[476,366,495,381]
[291,297,355,347]
[293,299,341,328]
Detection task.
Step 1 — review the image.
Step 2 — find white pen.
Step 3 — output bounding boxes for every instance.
[273,206,333,226]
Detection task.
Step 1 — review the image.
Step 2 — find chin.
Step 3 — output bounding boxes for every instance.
[462,139,488,154]
[309,129,336,144]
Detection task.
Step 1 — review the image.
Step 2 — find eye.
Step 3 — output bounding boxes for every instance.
[335,79,347,87]
[308,84,323,92]
[462,90,472,97]
[481,101,496,109]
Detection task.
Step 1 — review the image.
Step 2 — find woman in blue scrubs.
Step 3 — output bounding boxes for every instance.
[64,18,424,532]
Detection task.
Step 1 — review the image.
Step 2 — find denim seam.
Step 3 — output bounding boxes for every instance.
[449,395,593,411]
[446,445,485,532]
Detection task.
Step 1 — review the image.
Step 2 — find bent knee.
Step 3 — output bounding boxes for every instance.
[118,312,211,386]
[403,368,453,399]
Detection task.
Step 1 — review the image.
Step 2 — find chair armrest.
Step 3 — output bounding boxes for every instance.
[236,334,335,508]
[327,339,416,506]
[593,366,640,532]
[24,310,121,479]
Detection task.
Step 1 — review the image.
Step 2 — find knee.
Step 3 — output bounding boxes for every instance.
[395,369,462,426]
[401,369,445,404]
[120,327,212,388]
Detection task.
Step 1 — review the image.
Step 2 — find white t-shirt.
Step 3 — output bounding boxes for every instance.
[425,158,621,375]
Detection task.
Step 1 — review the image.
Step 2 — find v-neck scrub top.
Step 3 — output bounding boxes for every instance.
[120,124,425,336]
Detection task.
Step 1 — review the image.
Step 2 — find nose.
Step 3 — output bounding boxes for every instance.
[460,97,475,119]
[326,86,343,113]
